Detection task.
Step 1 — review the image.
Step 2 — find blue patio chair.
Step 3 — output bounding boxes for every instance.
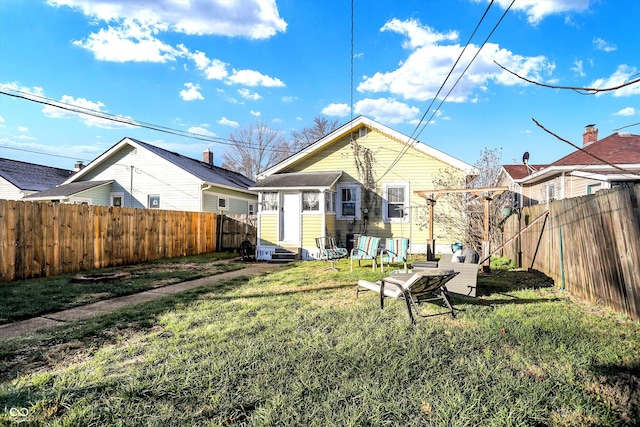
[350,235,381,272]
[380,237,409,272]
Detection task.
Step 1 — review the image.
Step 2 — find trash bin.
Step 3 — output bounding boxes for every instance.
[451,242,463,253]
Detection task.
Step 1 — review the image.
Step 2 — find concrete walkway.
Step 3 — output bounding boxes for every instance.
[0,262,277,340]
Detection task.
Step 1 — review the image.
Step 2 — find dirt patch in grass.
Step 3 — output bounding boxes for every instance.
[586,366,640,424]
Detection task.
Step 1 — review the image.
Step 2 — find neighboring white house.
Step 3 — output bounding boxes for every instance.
[0,158,73,200]
[25,137,257,214]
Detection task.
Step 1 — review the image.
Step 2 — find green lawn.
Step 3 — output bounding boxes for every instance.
[1,259,639,426]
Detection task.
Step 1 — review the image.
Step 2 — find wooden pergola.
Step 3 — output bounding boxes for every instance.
[414,186,508,270]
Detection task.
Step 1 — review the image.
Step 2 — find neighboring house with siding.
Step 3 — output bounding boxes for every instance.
[25,137,257,213]
[0,158,73,200]
[499,126,640,207]
[250,116,476,261]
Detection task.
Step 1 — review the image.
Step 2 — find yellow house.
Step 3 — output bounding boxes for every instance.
[250,116,476,261]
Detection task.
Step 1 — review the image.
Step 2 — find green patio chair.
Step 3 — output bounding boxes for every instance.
[350,235,380,272]
[380,237,409,272]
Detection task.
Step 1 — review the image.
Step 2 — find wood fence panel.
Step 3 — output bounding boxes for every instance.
[502,186,640,320]
[0,200,232,282]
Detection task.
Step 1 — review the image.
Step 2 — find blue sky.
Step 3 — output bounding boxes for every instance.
[1,0,639,171]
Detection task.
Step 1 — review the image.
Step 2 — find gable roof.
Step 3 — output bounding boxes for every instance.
[251,171,342,191]
[24,180,113,200]
[258,115,475,179]
[501,164,548,180]
[551,132,640,166]
[66,138,255,194]
[0,158,73,191]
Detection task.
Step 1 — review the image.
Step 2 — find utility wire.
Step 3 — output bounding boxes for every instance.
[0,88,294,154]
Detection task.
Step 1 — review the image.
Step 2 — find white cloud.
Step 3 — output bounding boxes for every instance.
[571,60,585,77]
[226,69,285,87]
[17,126,28,132]
[190,51,229,80]
[180,83,204,101]
[218,117,239,127]
[281,96,296,103]
[321,103,350,117]
[48,0,287,39]
[0,82,45,96]
[72,19,182,62]
[614,107,636,117]
[42,94,137,129]
[187,126,216,137]
[250,110,261,117]
[353,98,420,124]
[358,18,554,103]
[593,37,617,52]
[591,65,640,97]
[476,0,590,25]
[238,88,262,100]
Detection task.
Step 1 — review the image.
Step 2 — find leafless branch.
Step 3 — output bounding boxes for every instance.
[495,61,640,95]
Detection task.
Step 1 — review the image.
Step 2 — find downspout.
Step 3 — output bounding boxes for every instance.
[201,183,213,211]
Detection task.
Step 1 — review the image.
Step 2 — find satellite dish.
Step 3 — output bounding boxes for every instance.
[522,151,530,164]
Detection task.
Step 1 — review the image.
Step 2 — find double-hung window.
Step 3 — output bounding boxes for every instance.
[261,192,278,212]
[382,182,409,223]
[325,190,336,213]
[302,191,320,211]
[336,183,360,220]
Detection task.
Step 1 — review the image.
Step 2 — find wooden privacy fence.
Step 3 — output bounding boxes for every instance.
[502,186,640,321]
[218,214,257,251]
[0,200,219,282]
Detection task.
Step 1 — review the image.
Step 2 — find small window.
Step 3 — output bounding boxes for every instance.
[325,190,336,213]
[248,202,255,215]
[302,191,320,211]
[110,192,124,207]
[218,197,228,211]
[546,184,555,202]
[336,183,361,219]
[587,183,601,195]
[261,192,278,211]
[383,182,409,223]
[148,195,160,209]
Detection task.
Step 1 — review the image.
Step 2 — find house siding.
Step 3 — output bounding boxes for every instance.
[301,214,323,250]
[282,129,465,253]
[78,145,204,211]
[0,177,23,200]
[259,213,278,246]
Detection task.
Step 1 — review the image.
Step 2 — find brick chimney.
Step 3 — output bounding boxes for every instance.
[203,148,214,166]
[583,124,598,146]
[74,161,84,172]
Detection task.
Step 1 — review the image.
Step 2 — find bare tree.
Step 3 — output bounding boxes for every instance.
[289,116,340,152]
[428,147,507,252]
[221,121,290,180]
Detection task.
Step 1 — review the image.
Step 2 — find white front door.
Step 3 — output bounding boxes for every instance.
[280,192,300,245]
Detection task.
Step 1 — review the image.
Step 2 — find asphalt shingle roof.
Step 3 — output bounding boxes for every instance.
[0,158,73,191]
[130,139,255,190]
[23,181,113,199]
[551,132,640,166]
[501,164,548,180]
[251,171,343,189]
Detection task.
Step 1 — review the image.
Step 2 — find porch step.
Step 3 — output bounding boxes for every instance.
[269,247,299,263]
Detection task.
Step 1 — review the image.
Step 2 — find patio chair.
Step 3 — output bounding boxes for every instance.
[356,269,459,324]
[350,235,381,272]
[316,237,348,270]
[380,237,409,272]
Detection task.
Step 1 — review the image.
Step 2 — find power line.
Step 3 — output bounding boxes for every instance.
[0,88,294,155]
[378,0,516,181]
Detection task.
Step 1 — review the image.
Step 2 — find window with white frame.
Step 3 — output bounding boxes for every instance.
[546,184,555,202]
[110,192,124,207]
[248,202,255,215]
[587,183,601,195]
[148,195,160,209]
[217,196,228,211]
[302,191,320,211]
[382,182,409,222]
[261,192,278,211]
[325,190,336,213]
[337,183,360,219]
